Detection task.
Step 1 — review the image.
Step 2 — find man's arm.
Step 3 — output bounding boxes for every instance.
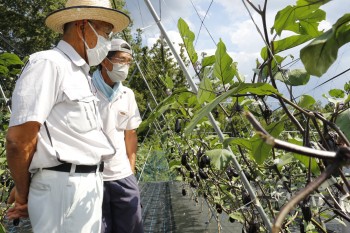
[6,121,40,219]
[124,129,138,173]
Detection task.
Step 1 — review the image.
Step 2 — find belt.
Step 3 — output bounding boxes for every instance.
[43,162,104,173]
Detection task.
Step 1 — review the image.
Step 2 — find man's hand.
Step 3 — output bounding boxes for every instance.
[7,186,29,219]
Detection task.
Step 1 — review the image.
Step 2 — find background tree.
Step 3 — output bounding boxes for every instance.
[0,0,65,56]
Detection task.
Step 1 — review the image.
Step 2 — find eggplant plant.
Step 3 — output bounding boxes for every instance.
[139,0,350,232]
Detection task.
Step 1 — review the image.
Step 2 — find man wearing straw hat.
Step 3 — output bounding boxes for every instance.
[6,0,129,232]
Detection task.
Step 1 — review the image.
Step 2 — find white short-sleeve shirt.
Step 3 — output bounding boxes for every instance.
[10,40,115,172]
[96,83,142,181]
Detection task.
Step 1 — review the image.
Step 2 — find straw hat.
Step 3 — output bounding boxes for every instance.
[45,0,130,34]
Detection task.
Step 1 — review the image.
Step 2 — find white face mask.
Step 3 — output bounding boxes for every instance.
[83,22,111,66]
[106,60,129,82]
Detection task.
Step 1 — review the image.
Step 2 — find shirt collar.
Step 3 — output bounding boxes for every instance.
[92,70,122,102]
[56,40,90,74]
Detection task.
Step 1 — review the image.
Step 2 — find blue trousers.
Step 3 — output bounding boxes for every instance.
[102,175,144,233]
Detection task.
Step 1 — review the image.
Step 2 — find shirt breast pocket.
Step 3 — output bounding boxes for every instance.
[115,110,129,130]
[64,88,98,133]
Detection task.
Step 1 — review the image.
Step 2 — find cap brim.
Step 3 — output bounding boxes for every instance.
[45,6,130,34]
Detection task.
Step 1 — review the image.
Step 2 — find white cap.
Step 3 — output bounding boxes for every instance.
[110,39,132,55]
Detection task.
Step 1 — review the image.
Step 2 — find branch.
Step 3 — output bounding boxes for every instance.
[244,111,336,160]
[272,160,341,233]
[244,111,350,232]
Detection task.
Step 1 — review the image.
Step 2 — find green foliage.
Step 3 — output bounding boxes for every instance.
[137,150,171,182]
[214,39,237,84]
[127,33,188,141]
[251,120,284,164]
[273,0,327,36]
[197,77,215,104]
[300,14,350,76]
[184,83,279,134]
[0,53,23,73]
[288,137,320,175]
[177,18,198,64]
[261,35,313,60]
[274,68,310,86]
[202,55,216,68]
[335,109,350,141]
[205,149,233,170]
[223,137,251,150]
[0,0,65,55]
[298,95,316,108]
[329,89,345,98]
[137,88,195,133]
[148,5,350,230]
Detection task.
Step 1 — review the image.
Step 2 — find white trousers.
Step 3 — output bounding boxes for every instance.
[28,169,103,233]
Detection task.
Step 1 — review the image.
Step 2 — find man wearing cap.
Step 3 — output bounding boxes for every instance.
[92,39,143,233]
[5,0,129,232]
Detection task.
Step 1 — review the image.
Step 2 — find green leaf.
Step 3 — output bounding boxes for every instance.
[305,221,316,231]
[223,137,252,150]
[0,223,5,233]
[276,154,294,171]
[322,94,344,105]
[298,95,316,108]
[329,89,345,98]
[202,55,215,68]
[229,212,244,223]
[261,35,313,60]
[0,65,9,76]
[184,83,280,134]
[0,52,24,66]
[178,18,198,64]
[168,160,181,171]
[164,74,174,89]
[273,1,327,36]
[345,82,350,93]
[251,121,284,164]
[214,39,236,84]
[300,14,350,77]
[0,157,6,164]
[197,77,216,104]
[275,69,310,86]
[205,149,233,170]
[138,88,195,133]
[261,55,286,79]
[335,109,350,141]
[288,137,320,175]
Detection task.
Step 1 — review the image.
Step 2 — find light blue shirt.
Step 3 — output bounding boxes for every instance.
[92,70,121,102]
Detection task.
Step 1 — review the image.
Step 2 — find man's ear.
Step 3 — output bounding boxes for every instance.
[76,20,87,39]
[101,58,109,70]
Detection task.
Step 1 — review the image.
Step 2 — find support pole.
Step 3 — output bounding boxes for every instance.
[0,82,11,113]
[143,0,272,230]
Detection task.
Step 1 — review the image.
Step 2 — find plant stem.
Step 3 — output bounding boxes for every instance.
[272,161,341,233]
[245,111,337,160]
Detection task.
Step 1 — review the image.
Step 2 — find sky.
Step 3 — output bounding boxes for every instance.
[124,0,350,107]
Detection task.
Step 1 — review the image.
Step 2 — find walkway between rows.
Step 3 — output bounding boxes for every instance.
[139,181,242,233]
[3,181,242,233]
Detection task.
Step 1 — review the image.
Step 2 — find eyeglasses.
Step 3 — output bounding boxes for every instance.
[110,57,134,66]
[88,20,114,40]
